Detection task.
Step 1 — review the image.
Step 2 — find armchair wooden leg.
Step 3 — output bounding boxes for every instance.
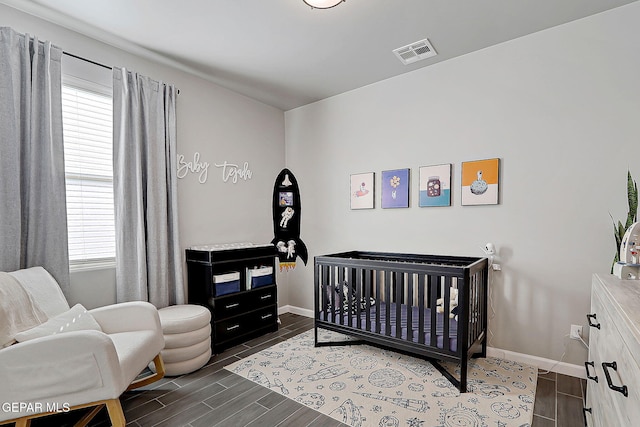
[105,399,125,427]
[73,404,105,427]
[126,353,166,391]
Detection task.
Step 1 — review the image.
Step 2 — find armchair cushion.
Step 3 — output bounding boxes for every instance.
[15,304,102,343]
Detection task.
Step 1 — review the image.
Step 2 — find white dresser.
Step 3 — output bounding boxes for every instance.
[584,274,640,426]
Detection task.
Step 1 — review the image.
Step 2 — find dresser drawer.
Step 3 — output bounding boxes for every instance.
[214,305,278,344]
[210,285,277,320]
[597,327,640,426]
[248,285,277,308]
[587,275,640,427]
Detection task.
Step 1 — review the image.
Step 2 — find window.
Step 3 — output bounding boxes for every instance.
[61,78,115,270]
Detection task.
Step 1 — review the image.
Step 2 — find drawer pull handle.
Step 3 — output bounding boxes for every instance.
[261,314,273,320]
[226,324,240,331]
[225,303,240,309]
[260,294,272,300]
[583,407,592,426]
[587,314,600,329]
[602,361,628,397]
[584,361,598,382]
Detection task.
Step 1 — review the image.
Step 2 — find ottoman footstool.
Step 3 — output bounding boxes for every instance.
[156,304,212,376]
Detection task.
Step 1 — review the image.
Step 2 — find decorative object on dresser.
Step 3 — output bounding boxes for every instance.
[314,251,489,392]
[186,243,278,353]
[610,170,637,272]
[584,274,640,426]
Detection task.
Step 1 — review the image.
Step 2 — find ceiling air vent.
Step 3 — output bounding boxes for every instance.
[393,38,437,65]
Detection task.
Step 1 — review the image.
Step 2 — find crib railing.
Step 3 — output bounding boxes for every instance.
[314,251,488,359]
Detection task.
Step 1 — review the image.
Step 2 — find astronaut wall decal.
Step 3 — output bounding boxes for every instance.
[271,168,308,271]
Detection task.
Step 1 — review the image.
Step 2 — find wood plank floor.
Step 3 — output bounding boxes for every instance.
[4,313,586,427]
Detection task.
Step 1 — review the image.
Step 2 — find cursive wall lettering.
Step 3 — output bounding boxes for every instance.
[214,161,253,184]
[177,152,210,184]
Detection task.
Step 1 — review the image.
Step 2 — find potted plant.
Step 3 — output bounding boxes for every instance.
[611,170,638,271]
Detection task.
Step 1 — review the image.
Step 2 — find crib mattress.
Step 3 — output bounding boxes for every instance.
[319,302,459,352]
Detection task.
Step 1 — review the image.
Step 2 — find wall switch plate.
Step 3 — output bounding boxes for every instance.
[570,324,583,340]
[491,263,501,271]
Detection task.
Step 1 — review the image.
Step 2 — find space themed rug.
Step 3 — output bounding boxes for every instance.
[225,329,537,427]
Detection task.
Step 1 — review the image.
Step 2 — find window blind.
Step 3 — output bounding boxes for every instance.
[62,83,115,267]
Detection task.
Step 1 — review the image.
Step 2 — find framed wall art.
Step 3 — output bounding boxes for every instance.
[461,158,500,206]
[419,164,452,207]
[381,168,410,208]
[350,172,375,210]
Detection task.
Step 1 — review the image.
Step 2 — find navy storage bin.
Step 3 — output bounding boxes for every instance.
[213,272,241,296]
[248,266,273,289]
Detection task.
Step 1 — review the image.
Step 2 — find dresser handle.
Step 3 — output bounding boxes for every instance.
[260,294,272,300]
[226,324,240,331]
[583,407,592,426]
[584,361,598,382]
[261,314,273,320]
[602,361,628,397]
[587,314,600,329]
[225,303,240,309]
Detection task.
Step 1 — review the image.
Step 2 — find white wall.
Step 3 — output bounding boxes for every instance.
[2,4,286,309]
[283,2,640,365]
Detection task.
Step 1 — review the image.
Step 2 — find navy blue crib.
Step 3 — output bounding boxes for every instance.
[314,251,488,392]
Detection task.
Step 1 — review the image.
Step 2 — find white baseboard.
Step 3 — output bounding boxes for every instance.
[279,305,313,318]
[487,347,585,379]
[278,305,585,379]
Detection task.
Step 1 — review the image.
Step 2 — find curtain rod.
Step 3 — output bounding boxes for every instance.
[63,51,111,70]
[63,51,180,94]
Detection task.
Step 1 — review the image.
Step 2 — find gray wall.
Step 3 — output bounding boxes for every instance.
[283,2,640,365]
[2,4,286,309]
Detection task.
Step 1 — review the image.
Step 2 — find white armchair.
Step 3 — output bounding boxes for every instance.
[0,267,165,427]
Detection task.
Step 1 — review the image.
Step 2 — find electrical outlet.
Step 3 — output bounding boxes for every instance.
[570,324,582,340]
[491,263,502,271]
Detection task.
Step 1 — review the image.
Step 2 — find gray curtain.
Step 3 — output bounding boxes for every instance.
[113,67,184,308]
[0,27,70,292]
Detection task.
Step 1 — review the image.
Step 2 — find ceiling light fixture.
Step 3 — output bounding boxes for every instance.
[303,0,345,9]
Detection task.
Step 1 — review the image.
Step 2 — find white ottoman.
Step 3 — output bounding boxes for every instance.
[156,305,212,376]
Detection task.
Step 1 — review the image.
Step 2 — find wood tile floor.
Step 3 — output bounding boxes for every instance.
[5,313,587,427]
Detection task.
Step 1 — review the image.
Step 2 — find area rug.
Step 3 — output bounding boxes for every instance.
[225,329,537,427]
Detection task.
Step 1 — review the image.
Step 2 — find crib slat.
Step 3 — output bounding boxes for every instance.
[338,267,345,326]
[395,271,403,339]
[443,276,451,352]
[365,269,372,332]
[429,275,438,348]
[328,266,335,323]
[375,270,381,334]
[355,267,362,330]
[418,274,425,345]
[471,275,477,345]
[406,273,414,343]
[384,270,391,337]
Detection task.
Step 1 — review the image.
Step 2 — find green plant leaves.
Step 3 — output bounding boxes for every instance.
[612,170,639,272]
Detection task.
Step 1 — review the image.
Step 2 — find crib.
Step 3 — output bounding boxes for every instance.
[314,251,488,392]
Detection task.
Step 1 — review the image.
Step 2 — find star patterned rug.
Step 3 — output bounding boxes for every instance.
[225,329,537,427]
